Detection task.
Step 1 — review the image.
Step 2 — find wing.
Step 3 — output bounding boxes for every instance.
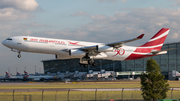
[64,34,144,57]
[106,34,144,48]
[78,45,98,52]
[77,34,144,52]
[62,45,99,56]
[78,45,100,56]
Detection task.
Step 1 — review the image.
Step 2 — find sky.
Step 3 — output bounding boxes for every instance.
[1,0,180,76]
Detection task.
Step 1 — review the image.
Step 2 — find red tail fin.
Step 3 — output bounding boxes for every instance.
[5,71,11,78]
[23,71,29,78]
[24,71,28,75]
[17,72,21,76]
[139,28,170,50]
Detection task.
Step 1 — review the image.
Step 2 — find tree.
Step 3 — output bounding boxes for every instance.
[140,58,169,101]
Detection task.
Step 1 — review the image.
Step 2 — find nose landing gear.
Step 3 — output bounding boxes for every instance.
[17,51,21,58]
[11,49,21,58]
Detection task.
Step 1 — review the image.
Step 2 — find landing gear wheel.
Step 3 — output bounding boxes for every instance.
[88,60,93,65]
[92,63,97,67]
[83,64,88,68]
[17,51,21,58]
[17,54,21,58]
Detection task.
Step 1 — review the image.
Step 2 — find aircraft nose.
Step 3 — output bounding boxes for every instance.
[2,40,6,46]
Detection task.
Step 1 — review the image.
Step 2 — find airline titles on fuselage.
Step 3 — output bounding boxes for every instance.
[28,38,66,44]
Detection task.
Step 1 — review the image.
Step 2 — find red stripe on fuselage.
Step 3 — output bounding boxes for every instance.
[134,48,152,53]
[125,53,155,60]
[134,46,162,53]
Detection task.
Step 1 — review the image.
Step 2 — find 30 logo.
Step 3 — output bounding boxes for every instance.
[113,48,125,57]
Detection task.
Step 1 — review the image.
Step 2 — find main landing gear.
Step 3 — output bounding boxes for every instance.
[88,60,97,67]
[79,58,97,68]
[82,62,97,68]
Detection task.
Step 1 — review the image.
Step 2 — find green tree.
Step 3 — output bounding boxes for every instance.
[140,58,169,101]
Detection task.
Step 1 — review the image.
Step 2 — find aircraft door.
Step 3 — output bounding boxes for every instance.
[17,38,22,45]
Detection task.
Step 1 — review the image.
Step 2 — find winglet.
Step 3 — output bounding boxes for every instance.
[137,34,144,39]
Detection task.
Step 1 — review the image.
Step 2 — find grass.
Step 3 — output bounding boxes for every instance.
[0,81,141,89]
[0,81,180,101]
[0,90,180,101]
[0,81,180,89]
[0,91,146,101]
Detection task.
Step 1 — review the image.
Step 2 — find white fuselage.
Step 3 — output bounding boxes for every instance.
[2,36,138,61]
[3,28,171,63]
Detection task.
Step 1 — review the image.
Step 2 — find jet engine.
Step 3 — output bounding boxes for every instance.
[55,55,70,59]
[97,45,113,52]
[69,49,86,58]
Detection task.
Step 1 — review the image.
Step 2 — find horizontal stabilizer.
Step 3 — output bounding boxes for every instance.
[151,48,177,54]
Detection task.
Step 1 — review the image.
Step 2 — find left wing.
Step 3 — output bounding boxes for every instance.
[66,34,144,57]
[77,34,144,52]
[78,45,98,52]
[106,34,144,48]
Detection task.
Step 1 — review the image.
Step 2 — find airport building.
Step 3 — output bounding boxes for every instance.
[121,42,180,79]
[42,42,180,80]
[42,59,122,73]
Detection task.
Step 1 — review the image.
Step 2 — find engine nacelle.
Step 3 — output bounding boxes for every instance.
[69,49,86,58]
[55,55,70,59]
[94,52,107,59]
[97,45,113,52]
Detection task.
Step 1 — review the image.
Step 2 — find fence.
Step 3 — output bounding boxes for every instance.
[0,88,180,101]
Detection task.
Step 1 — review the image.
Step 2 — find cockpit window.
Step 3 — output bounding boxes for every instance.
[6,38,12,41]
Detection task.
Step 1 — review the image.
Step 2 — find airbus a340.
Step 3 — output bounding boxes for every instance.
[2,28,172,67]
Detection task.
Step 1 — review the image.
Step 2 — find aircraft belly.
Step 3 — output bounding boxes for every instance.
[27,43,61,54]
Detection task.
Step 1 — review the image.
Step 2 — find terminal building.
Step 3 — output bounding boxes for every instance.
[42,42,180,80]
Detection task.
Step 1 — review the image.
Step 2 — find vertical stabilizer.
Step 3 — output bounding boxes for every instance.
[23,71,29,78]
[5,71,11,78]
[139,28,170,50]
[17,72,22,76]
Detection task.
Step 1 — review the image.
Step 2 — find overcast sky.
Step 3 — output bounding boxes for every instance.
[1,0,180,76]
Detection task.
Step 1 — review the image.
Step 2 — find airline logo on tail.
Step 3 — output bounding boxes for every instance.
[23,71,29,78]
[17,72,22,76]
[139,28,169,50]
[5,71,11,78]
[125,28,170,60]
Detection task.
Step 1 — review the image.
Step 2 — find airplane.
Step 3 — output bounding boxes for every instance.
[23,71,54,81]
[2,28,173,68]
[16,71,22,76]
[0,71,24,81]
[4,71,24,80]
[0,72,10,80]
